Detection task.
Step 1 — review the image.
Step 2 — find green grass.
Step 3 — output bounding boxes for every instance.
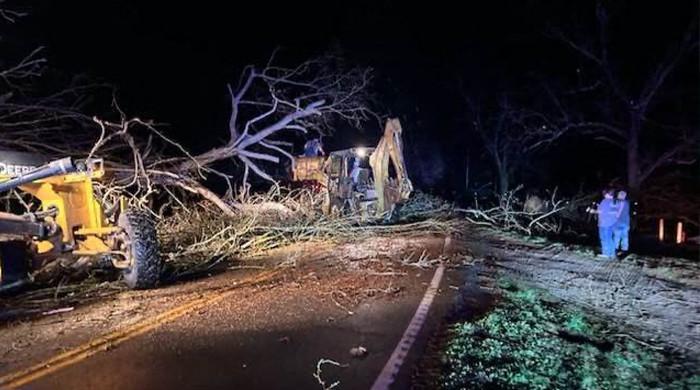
[439,280,698,389]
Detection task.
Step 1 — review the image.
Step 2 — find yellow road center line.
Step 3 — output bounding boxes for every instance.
[0,269,279,389]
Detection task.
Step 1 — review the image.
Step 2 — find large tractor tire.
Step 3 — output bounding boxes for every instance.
[0,241,30,285]
[118,210,162,289]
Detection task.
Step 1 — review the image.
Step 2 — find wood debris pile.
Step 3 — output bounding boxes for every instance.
[158,188,460,278]
[457,186,567,235]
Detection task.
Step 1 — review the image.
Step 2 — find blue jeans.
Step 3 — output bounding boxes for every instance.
[599,226,615,257]
[613,224,629,251]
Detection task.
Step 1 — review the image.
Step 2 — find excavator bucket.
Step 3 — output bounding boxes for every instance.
[369,118,413,215]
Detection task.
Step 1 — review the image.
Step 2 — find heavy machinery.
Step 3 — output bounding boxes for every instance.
[292,118,414,219]
[0,151,162,290]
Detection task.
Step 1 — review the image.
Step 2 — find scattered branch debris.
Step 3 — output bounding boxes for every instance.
[313,358,347,390]
[401,250,441,269]
[41,306,74,316]
[156,188,459,279]
[457,186,566,235]
[474,229,700,355]
[2,185,458,317]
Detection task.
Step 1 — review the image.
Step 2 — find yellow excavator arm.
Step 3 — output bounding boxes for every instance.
[369,118,414,214]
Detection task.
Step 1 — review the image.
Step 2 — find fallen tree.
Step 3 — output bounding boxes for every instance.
[156,188,458,279]
[5,187,459,314]
[83,50,375,217]
[457,186,568,236]
[0,48,377,218]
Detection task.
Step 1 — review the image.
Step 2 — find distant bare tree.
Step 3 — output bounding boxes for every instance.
[550,3,698,192]
[467,94,573,194]
[0,2,98,155]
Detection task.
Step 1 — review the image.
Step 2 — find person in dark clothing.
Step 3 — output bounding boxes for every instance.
[587,188,619,259]
[613,190,630,255]
[303,138,324,157]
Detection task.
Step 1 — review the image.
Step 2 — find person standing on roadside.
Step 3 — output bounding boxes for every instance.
[613,190,630,257]
[587,188,618,259]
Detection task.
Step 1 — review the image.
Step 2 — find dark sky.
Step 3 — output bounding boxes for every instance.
[18,0,700,192]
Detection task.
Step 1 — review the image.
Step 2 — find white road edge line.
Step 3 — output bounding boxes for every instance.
[371,264,445,390]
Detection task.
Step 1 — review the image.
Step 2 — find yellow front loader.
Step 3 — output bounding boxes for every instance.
[0,152,162,290]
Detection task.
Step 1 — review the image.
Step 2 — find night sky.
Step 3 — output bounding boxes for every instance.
[18,1,700,195]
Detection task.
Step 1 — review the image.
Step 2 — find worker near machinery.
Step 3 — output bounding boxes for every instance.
[613,190,630,256]
[303,138,325,157]
[350,157,361,185]
[587,188,619,259]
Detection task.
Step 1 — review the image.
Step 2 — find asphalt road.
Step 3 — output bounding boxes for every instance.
[16,267,464,390]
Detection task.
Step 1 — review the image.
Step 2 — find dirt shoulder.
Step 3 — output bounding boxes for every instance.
[462,227,700,358]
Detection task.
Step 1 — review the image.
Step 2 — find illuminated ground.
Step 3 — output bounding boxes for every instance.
[0,234,472,389]
[0,228,697,389]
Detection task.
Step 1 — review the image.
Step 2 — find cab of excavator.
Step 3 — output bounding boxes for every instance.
[326,148,373,178]
[325,148,375,193]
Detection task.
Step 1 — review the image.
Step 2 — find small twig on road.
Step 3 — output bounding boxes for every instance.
[608,333,665,351]
[313,358,348,390]
[41,307,74,316]
[329,290,354,315]
[228,265,267,270]
[53,276,68,301]
[365,271,407,277]
[364,280,400,296]
[401,250,439,269]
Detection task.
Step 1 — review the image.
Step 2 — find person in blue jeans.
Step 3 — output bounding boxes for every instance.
[587,189,618,259]
[613,190,630,255]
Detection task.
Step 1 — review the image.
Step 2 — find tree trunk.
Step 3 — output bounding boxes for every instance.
[491,150,510,195]
[464,153,470,193]
[497,164,509,195]
[627,113,641,193]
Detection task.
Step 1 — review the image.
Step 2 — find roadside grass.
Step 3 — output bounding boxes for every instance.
[439,279,699,389]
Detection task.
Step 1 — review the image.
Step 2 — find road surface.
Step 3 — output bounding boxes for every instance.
[0,234,492,389]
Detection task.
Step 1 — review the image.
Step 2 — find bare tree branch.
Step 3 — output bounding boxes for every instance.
[544,3,698,190]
